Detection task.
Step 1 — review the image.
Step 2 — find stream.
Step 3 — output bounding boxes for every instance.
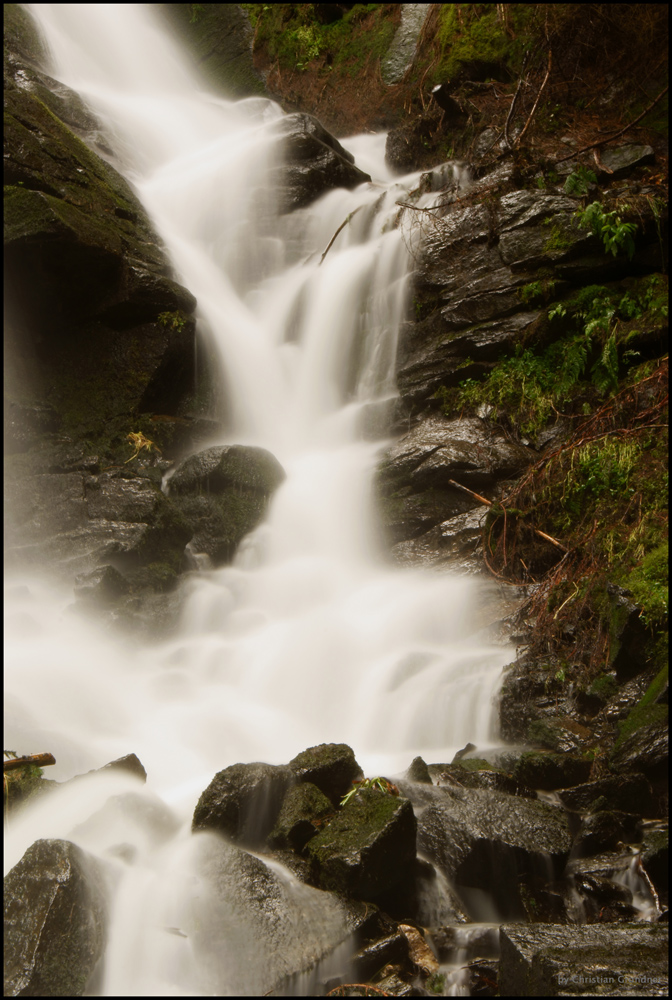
[5,5,519,994]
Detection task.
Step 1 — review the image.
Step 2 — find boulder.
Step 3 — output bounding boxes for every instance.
[192,762,294,848]
[4,839,107,997]
[599,144,656,179]
[289,743,364,806]
[390,506,486,571]
[572,810,644,857]
[193,835,348,996]
[168,444,285,564]
[305,786,417,901]
[558,774,655,817]
[414,783,571,919]
[270,113,371,213]
[268,782,334,852]
[499,923,668,997]
[512,751,592,791]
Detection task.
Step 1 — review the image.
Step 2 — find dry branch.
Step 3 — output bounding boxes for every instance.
[555,85,669,162]
[515,48,552,146]
[447,478,568,552]
[4,753,56,771]
[319,205,364,265]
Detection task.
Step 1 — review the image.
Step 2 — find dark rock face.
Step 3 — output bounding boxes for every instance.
[377,415,531,546]
[192,762,294,848]
[289,742,364,806]
[168,444,286,564]
[155,4,267,99]
[499,923,668,997]
[268,782,334,852]
[414,783,571,919]
[305,786,417,901]
[270,113,372,213]
[4,839,107,997]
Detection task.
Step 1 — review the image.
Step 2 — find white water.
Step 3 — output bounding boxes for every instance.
[6,5,516,994]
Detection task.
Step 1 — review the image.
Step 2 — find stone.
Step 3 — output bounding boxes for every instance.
[499,923,668,997]
[289,743,363,806]
[4,839,107,997]
[599,145,656,179]
[414,783,571,919]
[305,786,417,901]
[268,782,334,852]
[512,751,592,791]
[270,113,371,213]
[558,775,654,817]
[572,810,644,857]
[192,762,294,848]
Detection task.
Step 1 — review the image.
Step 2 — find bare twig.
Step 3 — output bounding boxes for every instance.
[515,48,552,146]
[555,84,669,162]
[448,478,568,552]
[319,205,364,265]
[503,51,529,149]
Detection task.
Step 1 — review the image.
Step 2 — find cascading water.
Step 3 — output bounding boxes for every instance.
[5,5,517,994]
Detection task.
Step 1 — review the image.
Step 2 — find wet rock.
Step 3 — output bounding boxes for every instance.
[155,4,267,99]
[467,959,499,997]
[271,113,371,213]
[192,762,294,849]
[377,415,531,545]
[405,756,433,784]
[499,923,668,996]
[4,839,107,997]
[305,786,417,901]
[399,923,439,974]
[391,506,486,571]
[381,4,431,86]
[609,719,668,780]
[572,810,643,857]
[606,584,650,680]
[376,855,468,926]
[526,715,594,753]
[431,924,500,962]
[168,444,285,565]
[289,743,363,807]
[414,783,571,919]
[194,835,348,996]
[558,774,654,817]
[641,823,669,907]
[571,871,638,922]
[512,751,592,791]
[599,145,656,179]
[74,564,131,604]
[352,932,410,982]
[268,782,334,852]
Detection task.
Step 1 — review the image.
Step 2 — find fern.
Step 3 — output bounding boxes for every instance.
[591,333,619,393]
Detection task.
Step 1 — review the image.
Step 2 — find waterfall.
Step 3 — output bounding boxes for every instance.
[6,5,516,994]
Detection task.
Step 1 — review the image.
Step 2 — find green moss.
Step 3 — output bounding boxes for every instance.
[619,543,668,627]
[616,664,668,744]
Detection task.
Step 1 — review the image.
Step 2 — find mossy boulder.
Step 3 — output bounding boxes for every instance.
[4,839,107,997]
[305,786,417,901]
[268,782,334,852]
[289,742,364,806]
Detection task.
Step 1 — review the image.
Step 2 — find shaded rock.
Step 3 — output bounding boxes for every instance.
[558,775,654,817]
[414,783,571,919]
[289,743,363,807]
[391,506,486,571]
[572,810,643,857]
[526,715,594,753]
[570,871,638,923]
[4,839,107,997]
[168,444,285,565]
[512,751,592,791]
[599,145,656,179]
[74,564,131,604]
[375,855,468,926]
[609,719,668,780]
[606,584,650,680]
[499,923,668,996]
[268,782,334,852]
[431,924,500,963]
[352,932,410,982]
[192,762,294,849]
[381,3,431,85]
[305,786,417,901]
[193,835,349,997]
[95,753,147,783]
[270,113,371,213]
[377,415,531,545]
[641,823,669,906]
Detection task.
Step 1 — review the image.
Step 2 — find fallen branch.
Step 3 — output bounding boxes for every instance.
[515,48,552,146]
[4,752,56,772]
[448,478,568,552]
[555,84,669,162]
[319,205,364,265]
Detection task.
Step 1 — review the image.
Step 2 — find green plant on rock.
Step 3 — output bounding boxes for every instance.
[340,776,398,807]
[577,202,638,260]
[563,165,597,197]
[158,310,186,332]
